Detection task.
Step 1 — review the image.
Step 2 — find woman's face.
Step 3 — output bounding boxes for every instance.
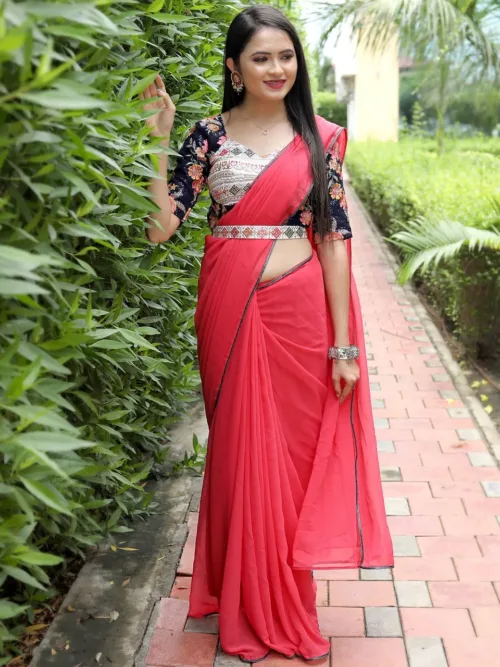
[227,27,298,102]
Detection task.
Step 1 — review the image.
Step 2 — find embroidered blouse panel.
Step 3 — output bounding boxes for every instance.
[167,114,352,242]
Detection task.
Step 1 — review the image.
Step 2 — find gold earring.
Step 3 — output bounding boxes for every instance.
[231,71,244,93]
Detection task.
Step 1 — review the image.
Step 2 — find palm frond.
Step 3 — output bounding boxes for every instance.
[315,0,500,65]
[389,216,500,283]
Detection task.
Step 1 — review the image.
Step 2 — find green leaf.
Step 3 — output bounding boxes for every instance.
[20,91,112,110]
[0,600,29,620]
[130,72,159,99]
[0,278,48,295]
[8,404,77,433]
[19,478,72,515]
[2,565,46,590]
[14,432,96,453]
[0,28,26,53]
[41,333,94,350]
[153,13,191,23]
[15,549,64,566]
[147,0,165,12]
[119,329,157,351]
[102,409,130,421]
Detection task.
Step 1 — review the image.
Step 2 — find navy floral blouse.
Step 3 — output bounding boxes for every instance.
[167,114,352,243]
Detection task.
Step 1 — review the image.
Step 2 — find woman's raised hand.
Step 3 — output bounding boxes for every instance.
[139,74,176,138]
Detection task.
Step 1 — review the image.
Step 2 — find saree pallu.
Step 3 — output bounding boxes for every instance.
[188,117,393,662]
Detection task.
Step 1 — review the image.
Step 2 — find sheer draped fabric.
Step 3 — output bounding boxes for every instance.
[188,117,393,662]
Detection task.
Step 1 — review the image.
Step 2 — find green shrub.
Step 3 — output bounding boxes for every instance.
[346,138,500,358]
[0,0,239,660]
[314,90,348,128]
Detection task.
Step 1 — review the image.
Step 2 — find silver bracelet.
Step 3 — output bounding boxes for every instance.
[328,345,360,361]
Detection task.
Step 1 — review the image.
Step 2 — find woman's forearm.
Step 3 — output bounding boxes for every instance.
[146,139,179,243]
[317,240,351,346]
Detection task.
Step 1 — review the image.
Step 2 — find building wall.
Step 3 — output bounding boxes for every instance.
[354,33,399,142]
[333,26,399,142]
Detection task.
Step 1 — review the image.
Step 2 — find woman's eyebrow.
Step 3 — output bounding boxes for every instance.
[250,49,295,56]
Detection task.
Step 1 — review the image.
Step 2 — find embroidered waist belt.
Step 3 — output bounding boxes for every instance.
[212,225,308,240]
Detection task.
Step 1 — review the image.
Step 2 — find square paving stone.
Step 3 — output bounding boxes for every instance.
[147,630,218,667]
[439,390,460,400]
[214,644,242,666]
[370,382,382,392]
[381,467,402,482]
[392,536,420,557]
[367,353,374,361]
[457,428,481,441]
[425,360,442,368]
[375,418,390,429]
[419,347,436,354]
[395,581,431,607]
[185,615,219,634]
[406,637,447,667]
[406,316,420,322]
[372,399,386,409]
[330,637,408,667]
[385,498,410,516]
[361,569,392,581]
[432,374,451,382]
[414,335,430,343]
[369,367,379,375]
[377,440,395,453]
[467,452,496,467]
[482,481,500,497]
[365,607,402,637]
[448,407,469,418]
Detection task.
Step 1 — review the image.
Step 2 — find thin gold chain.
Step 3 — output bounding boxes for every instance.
[241,115,287,135]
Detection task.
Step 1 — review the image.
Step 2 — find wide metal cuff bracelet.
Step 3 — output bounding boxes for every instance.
[328,345,360,361]
[212,225,308,240]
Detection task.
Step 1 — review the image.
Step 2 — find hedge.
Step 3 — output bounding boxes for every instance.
[313,90,348,128]
[0,0,240,661]
[346,138,500,358]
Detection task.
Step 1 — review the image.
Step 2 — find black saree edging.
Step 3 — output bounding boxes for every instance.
[256,254,313,291]
[350,388,365,567]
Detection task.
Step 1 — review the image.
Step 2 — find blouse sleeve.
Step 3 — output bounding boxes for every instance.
[313,138,352,243]
[167,121,209,225]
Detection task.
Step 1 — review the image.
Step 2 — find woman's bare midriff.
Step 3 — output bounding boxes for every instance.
[260,238,313,283]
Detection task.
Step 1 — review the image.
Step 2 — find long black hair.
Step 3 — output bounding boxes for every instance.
[222,5,330,239]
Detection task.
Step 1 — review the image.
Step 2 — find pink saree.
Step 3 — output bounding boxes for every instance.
[188,117,393,662]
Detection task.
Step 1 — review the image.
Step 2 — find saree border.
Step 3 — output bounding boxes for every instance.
[256,254,313,291]
[350,388,365,566]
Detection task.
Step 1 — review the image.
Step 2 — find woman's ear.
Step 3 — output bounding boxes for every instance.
[226,57,235,74]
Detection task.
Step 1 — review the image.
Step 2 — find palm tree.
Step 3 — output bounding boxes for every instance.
[389,209,500,284]
[317,0,500,152]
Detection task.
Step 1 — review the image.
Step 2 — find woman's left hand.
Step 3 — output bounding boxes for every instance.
[333,359,360,404]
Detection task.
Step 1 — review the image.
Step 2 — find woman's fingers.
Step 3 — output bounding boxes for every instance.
[333,374,342,399]
[339,381,354,404]
[155,74,165,90]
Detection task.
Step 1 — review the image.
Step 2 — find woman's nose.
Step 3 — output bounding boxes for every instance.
[268,59,285,75]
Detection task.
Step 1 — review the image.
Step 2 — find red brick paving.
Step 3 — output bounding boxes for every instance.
[144,184,500,666]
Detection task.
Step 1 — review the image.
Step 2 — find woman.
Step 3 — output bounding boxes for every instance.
[141,5,393,663]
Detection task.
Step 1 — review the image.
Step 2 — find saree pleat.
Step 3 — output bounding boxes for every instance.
[188,116,393,661]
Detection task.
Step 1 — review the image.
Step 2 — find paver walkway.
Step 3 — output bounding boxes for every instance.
[143,184,500,667]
